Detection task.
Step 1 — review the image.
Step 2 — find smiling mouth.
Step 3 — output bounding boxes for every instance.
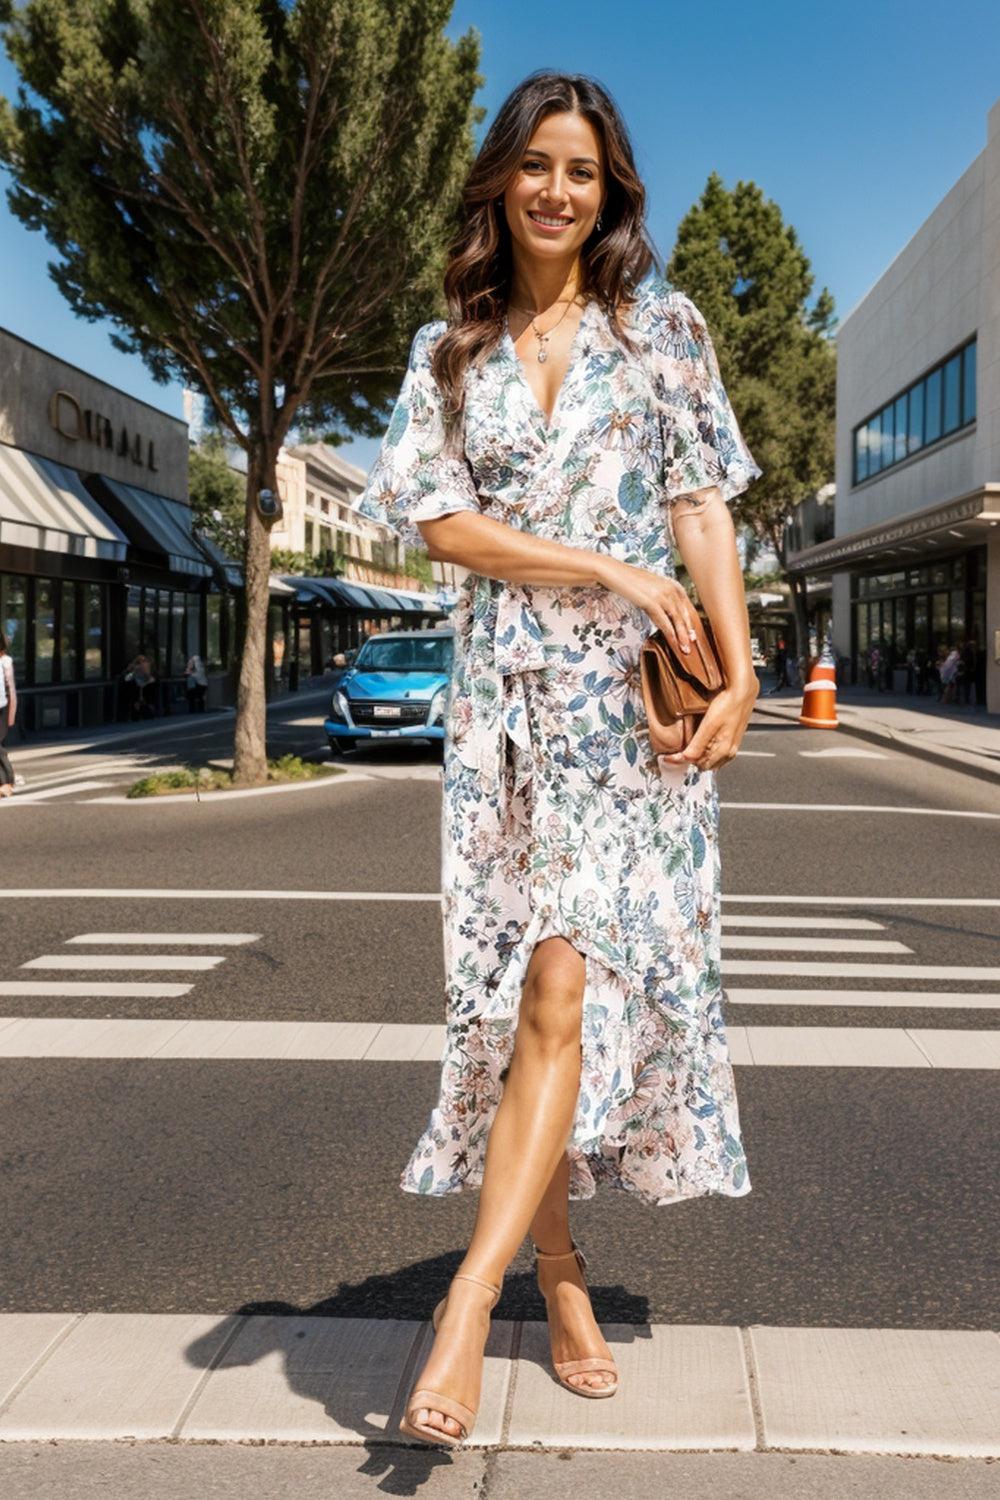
[527,211,573,228]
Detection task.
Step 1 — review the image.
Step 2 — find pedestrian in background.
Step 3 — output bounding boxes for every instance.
[0,631,17,798]
[939,645,961,703]
[124,651,156,720]
[769,636,789,692]
[184,651,208,712]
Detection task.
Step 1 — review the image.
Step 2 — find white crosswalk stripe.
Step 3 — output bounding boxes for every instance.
[66,932,261,945]
[720,936,911,954]
[21,954,226,971]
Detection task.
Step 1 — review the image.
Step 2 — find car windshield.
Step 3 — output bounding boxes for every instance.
[354,636,453,672]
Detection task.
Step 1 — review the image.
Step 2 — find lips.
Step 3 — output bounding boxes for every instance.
[528,211,573,230]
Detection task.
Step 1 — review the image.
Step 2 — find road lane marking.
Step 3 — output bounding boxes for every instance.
[720,803,999,819]
[21,955,225,972]
[6,781,115,803]
[798,748,888,758]
[66,933,261,946]
[1,1017,999,1066]
[720,937,911,954]
[0,983,193,998]
[2,890,1000,907]
[723,916,885,930]
[725,961,1000,980]
[728,989,1000,1009]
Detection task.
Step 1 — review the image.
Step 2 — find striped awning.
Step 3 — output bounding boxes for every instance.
[0,444,128,560]
[99,477,213,577]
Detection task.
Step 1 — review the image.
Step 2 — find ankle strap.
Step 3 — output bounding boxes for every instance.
[452,1270,502,1302]
[532,1240,585,1263]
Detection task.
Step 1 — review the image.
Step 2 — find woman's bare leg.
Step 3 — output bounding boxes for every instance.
[407,934,586,1439]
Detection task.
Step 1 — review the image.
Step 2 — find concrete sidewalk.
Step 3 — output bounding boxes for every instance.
[754,686,1000,783]
[1,1313,998,1457]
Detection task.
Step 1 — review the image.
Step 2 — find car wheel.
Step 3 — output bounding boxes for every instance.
[329,736,354,756]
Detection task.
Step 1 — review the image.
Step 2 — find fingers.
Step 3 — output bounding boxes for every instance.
[650,582,699,656]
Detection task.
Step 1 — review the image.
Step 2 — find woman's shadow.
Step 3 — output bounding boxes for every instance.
[183,1252,650,1493]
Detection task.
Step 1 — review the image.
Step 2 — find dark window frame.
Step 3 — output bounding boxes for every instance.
[851,335,976,487]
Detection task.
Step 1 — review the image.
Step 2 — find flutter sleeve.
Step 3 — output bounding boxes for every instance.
[648,287,763,505]
[355,320,482,550]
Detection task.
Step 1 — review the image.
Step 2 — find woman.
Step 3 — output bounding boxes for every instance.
[358,71,762,1448]
[0,631,17,797]
[124,651,156,720]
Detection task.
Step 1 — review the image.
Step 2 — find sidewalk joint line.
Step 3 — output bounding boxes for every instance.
[171,1314,248,1440]
[0,1311,85,1420]
[739,1325,767,1452]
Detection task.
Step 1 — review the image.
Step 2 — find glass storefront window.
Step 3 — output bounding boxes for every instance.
[125,586,142,663]
[931,592,948,646]
[187,598,201,665]
[171,593,186,674]
[34,581,56,685]
[60,580,79,682]
[868,415,881,474]
[85,584,104,679]
[925,368,942,444]
[942,353,961,436]
[157,591,171,676]
[1,575,28,675]
[914,595,928,654]
[907,382,924,453]
[950,590,965,639]
[206,595,222,671]
[962,343,976,423]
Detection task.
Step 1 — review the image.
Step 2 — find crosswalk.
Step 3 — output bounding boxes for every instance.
[0,906,997,1063]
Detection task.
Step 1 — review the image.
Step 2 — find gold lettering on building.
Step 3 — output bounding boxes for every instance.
[48,390,159,471]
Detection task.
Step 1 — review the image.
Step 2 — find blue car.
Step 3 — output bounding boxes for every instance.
[325,627,455,754]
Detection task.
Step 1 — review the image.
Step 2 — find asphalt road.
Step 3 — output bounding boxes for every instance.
[2,707,998,1330]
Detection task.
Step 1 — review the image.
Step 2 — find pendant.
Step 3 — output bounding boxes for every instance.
[537,348,548,363]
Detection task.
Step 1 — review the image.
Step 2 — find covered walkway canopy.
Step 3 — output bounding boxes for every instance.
[0,444,127,560]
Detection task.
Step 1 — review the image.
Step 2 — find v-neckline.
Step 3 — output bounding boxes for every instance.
[503,298,594,432]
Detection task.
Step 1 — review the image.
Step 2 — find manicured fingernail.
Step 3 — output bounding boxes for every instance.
[682,644,690,652]
[689,629,696,639]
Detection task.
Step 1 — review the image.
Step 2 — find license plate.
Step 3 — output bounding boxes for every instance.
[373,705,402,718]
[369,727,401,736]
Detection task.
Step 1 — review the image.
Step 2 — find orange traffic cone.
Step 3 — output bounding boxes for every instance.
[799,642,839,728]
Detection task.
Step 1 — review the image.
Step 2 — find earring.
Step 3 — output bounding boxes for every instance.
[596,212,603,231]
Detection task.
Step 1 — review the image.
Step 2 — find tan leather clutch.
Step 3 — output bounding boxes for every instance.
[639,614,724,754]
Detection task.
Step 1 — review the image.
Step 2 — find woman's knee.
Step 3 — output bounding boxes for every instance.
[518,937,586,1051]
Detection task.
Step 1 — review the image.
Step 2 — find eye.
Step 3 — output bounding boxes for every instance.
[522,158,545,172]
[572,168,595,180]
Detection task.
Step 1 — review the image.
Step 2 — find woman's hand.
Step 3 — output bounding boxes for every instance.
[663,676,760,772]
[601,560,702,657]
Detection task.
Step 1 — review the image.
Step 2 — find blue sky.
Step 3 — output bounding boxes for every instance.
[2,0,999,474]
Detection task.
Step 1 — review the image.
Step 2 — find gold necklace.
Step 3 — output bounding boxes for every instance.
[508,296,581,363]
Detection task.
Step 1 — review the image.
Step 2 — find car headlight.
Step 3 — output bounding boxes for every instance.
[331,689,350,721]
[428,687,447,725]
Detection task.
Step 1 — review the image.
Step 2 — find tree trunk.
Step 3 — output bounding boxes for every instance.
[232,441,277,785]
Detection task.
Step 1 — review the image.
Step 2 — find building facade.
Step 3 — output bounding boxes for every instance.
[0,327,237,731]
[788,96,1000,711]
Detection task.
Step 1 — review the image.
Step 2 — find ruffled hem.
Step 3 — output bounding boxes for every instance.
[398,901,752,1208]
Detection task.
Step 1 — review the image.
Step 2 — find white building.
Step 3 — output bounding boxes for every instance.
[789,95,1000,710]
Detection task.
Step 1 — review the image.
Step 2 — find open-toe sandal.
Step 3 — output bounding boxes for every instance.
[398,1270,503,1447]
[533,1241,619,1398]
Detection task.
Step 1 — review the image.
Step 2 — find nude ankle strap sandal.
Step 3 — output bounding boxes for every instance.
[398,1271,503,1448]
[532,1241,619,1399]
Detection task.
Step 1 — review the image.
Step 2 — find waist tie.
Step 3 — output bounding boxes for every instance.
[462,576,547,831]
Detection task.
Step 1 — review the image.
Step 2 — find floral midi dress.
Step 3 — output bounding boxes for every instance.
[357,273,763,1207]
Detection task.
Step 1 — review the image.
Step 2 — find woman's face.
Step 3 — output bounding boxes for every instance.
[502,109,605,268]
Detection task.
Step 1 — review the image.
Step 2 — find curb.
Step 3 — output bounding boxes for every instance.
[752,703,999,787]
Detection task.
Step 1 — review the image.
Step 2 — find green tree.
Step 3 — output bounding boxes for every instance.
[188,431,245,557]
[667,171,837,658]
[0,0,480,781]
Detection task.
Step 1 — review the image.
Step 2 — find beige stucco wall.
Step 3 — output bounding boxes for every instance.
[0,327,188,503]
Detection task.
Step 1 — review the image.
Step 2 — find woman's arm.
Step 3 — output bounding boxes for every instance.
[419,512,702,653]
[5,660,16,725]
[659,486,759,771]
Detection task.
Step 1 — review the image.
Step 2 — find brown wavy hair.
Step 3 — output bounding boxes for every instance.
[431,70,658,418]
